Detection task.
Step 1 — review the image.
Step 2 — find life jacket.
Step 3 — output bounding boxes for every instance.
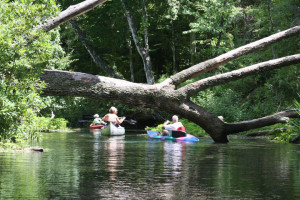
[177,126,186,132]
[93,117,102,124]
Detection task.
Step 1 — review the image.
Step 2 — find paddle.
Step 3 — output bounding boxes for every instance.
[78,117,137,125]
[120,118,137,125]
[153,110,167,121]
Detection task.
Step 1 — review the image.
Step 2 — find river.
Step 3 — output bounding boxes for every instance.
[0,130,300,199]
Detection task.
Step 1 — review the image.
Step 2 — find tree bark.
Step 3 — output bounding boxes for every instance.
[40,69,299,143]
[245,128,287,137]
[35,3,300,143]
[35,0,107,32]
[128,39,135,82]
[214,0,228,57]
[224,110,298,134]
[179,54,300,98]
[69,20,123,79]
[120,0,155,84]
[166,25,300,86]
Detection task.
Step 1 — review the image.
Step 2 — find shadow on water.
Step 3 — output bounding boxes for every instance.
[0,129,300,199]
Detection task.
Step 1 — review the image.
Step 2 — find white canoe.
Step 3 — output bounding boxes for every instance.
[101,123,125,136]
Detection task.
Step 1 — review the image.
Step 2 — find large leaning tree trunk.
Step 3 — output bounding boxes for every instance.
[40,25,300,143]
[34,1,300,143]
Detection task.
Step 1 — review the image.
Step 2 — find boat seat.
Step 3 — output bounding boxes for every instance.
[171,130,187,138]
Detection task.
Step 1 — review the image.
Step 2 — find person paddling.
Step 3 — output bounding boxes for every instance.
[102,106,126,127]
[92,114,105,125]
[162,115,185,136]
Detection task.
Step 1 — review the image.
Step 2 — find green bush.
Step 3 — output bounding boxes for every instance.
[273,99,300,143]
[0,0,69,143]
[32,117,68,131]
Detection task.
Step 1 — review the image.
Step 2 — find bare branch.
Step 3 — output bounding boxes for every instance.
[178,54,300,97]
[36,0,107,32]
[166,25,300,86]
[225,110,299,134]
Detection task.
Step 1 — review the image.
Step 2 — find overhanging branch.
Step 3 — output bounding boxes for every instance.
[225,110,299,134]
[178,54,300,97]
[36,0,107,32]
[166,25,300,86]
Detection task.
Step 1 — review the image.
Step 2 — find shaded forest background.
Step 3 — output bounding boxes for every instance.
[0,0,299,143]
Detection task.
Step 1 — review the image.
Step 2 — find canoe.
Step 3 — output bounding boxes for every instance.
[147,130,199,142]
[101,123,125,136]
[90,123,105,129]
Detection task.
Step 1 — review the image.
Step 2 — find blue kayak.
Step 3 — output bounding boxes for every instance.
[147,130,199,142]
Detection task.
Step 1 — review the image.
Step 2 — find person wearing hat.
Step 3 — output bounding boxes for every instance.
[93,114,105,125]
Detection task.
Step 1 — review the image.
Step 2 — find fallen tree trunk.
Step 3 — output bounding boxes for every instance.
[40,69,299,143]
[290,134,300,143]
[35,1,300,143]
[244,128,288,137]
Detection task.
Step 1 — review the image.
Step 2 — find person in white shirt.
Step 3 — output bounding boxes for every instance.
[162,115,184,136]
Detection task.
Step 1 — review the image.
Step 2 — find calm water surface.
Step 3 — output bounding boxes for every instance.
[0,130,300,199]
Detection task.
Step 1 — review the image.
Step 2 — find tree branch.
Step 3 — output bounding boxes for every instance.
[40,69,177,107]
[178,54,300,97]
[244,128,287,137]
[165,25,300,86]
[225,110,299,134]
[69,20,123,79]
[35,0,107,32]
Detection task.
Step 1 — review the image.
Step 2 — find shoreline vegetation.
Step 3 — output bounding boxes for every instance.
[0,117,70,152]
[1,0,299,145]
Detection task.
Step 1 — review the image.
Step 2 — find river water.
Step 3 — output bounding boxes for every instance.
[0,130,300,199]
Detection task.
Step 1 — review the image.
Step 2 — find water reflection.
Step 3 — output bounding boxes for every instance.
[0,132,300,199]
[163,141,185,177]
[105,136,125,181]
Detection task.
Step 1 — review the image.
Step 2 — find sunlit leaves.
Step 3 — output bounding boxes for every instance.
[0,0,68,142]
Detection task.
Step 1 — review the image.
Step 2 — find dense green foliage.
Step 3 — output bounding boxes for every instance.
[274,98,300,142]
[1,0,299,144]
[57,0,299,119]
[57,0,299,139]
[0,0,69,143]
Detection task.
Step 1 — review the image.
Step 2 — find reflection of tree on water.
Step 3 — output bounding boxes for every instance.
[105,136,125,181]
[91,129,101,170]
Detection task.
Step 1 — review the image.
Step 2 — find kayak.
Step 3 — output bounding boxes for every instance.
[147,130,199,142]
[101,123,125,136]
[90,123,105,129]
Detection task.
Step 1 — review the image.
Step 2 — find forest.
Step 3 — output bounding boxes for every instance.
[0,0,299,144]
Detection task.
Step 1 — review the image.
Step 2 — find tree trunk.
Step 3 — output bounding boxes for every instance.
[214,0,228,57]
[120,0,155,84]
[40,67,299,143]
[128,39,135,82]
[35,2,300,143]
[245,128,288,137]
[190,32,196,65]
[69,20,123,79]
